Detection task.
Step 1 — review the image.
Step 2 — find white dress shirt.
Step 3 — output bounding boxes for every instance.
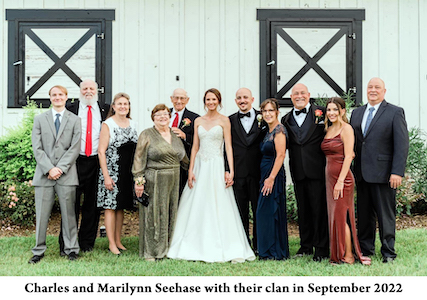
[51,108,65,124]
[361,102,382,134]
[239,108,256,134]
[78,102,102,156]
[169,108,185,128]
[293,102,311,127]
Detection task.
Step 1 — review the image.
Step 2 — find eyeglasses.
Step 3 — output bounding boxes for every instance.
[172,96,187,101]
[154,112,170,118]
[261,109,276,114]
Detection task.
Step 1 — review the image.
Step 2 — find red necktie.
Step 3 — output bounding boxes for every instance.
[85,105,92,156]
[172,112,179,127]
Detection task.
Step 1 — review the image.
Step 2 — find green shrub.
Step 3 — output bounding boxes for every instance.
[0,180,35,227]
[0,100,41,181]
[286,184,298,222]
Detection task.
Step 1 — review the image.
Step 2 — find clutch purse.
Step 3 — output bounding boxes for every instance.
[136,191,150,207]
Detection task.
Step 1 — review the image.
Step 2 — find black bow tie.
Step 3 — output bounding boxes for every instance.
[239,112,251,118]
[295,108,307,116]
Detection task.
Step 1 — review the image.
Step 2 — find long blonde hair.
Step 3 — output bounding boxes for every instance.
[324,97,348,130]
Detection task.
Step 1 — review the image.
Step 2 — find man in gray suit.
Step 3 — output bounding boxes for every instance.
[29,85,81,264]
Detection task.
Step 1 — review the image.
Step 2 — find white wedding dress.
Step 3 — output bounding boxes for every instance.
[167,125,255,263]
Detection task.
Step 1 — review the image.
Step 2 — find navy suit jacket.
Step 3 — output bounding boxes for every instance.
[350,100,409,183]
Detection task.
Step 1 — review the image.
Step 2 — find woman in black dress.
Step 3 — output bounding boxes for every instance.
[98,93,138,255]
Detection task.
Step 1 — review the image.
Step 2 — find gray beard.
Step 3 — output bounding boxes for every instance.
[79,93,98,106]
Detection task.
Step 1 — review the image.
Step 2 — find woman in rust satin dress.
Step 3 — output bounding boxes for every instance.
[321,97,371,265]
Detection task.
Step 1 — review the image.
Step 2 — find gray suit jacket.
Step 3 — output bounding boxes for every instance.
[31,109,81,186]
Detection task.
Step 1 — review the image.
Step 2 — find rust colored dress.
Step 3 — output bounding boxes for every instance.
[321,134,371,265]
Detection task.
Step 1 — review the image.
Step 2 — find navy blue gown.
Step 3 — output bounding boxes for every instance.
[256,124,289,260]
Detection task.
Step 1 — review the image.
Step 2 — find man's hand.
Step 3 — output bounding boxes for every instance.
[171,127,186,140]
[48,167,63,180]
[389,174,403,189]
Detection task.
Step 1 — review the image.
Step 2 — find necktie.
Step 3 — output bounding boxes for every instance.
[172,112,179,127]
[239,112,251,118]
[85,106,92,157]
[363,107,375,137]
[55,113,60,135]
[295,108,307,116]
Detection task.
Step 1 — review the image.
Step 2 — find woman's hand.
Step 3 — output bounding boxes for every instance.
[104,175,116,191]
[262,177,275,196]
[225,172,234,188]
[333,180,344,200]
[188,171,196,189]
[134,182,145,198]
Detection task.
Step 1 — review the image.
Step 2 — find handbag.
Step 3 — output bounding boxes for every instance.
[136,191,150,207]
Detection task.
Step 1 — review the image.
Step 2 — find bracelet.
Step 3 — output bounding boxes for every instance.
[135,176,146,186]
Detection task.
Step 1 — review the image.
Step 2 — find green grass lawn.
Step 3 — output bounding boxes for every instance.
[0,228,426,276]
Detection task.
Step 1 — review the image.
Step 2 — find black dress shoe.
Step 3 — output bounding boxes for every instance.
[313,255,329,262]
[81,247,93,253]
[68,252,79,261]
[382,257,395,263]
[28,254,44,264]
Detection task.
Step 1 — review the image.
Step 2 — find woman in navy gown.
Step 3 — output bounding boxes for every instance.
[256,98,289,260]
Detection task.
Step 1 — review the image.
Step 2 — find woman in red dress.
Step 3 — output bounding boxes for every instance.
[321,97,371,265]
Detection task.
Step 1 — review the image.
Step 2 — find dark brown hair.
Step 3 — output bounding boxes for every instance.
[151,104,171,121]
[107,92,131,119]
[325,97,348,130]
[260,98,280,111]
[203,88,222,109]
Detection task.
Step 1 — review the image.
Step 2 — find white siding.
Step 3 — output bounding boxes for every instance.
[1,0,426,135]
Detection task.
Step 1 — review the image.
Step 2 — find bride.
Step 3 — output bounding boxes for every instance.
[167,88,255,263]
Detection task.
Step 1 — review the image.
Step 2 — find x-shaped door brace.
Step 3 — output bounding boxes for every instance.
[23,26,97,98]
[275,26,347,98]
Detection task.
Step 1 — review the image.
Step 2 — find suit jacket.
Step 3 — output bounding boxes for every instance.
[350,100,409,183]
[32,109,82,186]
[229,110,266,179]
[170,107,200,157]
[281,104,326,182]
[66,100,110,121]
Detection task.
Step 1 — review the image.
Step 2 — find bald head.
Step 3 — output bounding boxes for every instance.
[171,88,189,112]
[235,87,254,113]
[367,77,386,106]
[290,83,310,110]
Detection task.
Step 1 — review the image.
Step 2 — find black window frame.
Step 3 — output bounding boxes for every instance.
[257,9,365,107]
[5,9,115,108]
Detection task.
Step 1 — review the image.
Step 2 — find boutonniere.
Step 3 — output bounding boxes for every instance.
[181,118,191,129]
[314,109,323,124]
[257,114,263,128]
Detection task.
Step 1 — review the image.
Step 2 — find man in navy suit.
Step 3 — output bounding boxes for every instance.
[228,87,266,252]
[169,88,200,195]
[350,77,409,263]
[281,83,329,262]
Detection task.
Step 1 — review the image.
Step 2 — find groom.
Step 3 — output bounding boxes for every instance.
[228,87,266,252]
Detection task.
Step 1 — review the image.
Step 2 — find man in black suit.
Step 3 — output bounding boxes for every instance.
[228,87,266,252]
[281,83,329,261]
[169,88,200,195]
[350,77,409,263]
[59,79,109,254]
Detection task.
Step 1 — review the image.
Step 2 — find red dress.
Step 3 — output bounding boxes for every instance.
[321,134,371,265]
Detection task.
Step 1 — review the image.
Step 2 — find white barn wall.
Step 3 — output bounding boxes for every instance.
[1,0,426,135]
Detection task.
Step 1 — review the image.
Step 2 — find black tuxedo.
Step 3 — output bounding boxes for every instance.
[171,107,200,195]
[229,109,266,251]
[350,100,409,259]
[281,104,329,257]
[59,99,110,252]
